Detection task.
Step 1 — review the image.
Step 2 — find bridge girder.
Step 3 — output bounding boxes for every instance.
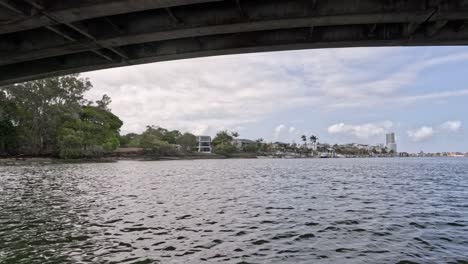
[1,0,468,85]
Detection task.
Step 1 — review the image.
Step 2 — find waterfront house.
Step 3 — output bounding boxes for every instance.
[195,136,212,153]
[232,138,255,150]
[272,142,289,149]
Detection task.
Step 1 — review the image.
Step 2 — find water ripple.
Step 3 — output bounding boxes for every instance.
[1,158,468,263]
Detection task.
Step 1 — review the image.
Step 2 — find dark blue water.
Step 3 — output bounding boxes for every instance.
[1,158,467,263]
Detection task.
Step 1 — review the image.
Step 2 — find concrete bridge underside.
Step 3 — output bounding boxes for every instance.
[1,0,468,85]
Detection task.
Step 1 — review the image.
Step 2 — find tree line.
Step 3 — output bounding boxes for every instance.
[119,126,197,157]
[0,74,386,159]
[119,129,269,157]
[0,75,122,159]
[0,74,260,159]
[211,130,270,156]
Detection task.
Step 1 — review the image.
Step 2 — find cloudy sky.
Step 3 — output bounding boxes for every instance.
[84,46,468,153]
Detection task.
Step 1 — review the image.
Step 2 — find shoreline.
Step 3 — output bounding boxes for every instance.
[0,153,255,165]
[1,155,464,166]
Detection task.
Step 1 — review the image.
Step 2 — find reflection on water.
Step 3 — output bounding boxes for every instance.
[1,158,467,263]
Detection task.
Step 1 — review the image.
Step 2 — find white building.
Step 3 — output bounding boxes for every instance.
[195,136,212,153]
[352,143,370,150]
[305,142,318,151]
[386,132,397,153]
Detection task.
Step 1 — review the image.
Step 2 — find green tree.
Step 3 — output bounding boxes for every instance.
[212,130,233,146]
[119,133,140,148]
[139,126,178,156]
[58,105,123,158]
[162,130,182,144]
[244,144,259,153]
[310,135,318,144]
[139,126,181,144]
[80,106,122,151]
[254,138,265,153]
[309,135,318,155]
[213,143,236,157]
[0,91,17,154]
[140,137,174,156]
[300,135,307,155]
[142,126,165,139]
[260,143,272,153]
[176,133,197,152]
[0,120,16,154]
[1,74,92,155]
[95,94,112,110]
[127,135,142,148]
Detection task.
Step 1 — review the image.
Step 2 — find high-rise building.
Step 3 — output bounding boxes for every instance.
[386,133,397,153]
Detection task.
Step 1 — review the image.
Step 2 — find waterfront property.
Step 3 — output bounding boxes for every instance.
[232,138,256,150]
[195,136,212,153]
[272,142,289,149]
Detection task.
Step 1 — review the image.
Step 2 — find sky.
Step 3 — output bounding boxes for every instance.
[83,46,468,153]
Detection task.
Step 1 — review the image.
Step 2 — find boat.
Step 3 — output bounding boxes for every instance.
[257,156,275,159]
[448,154,465,158]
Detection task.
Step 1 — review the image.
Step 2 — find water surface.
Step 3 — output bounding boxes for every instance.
[1,158,467,263]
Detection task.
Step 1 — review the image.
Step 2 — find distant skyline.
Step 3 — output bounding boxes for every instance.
[84,46,467,153]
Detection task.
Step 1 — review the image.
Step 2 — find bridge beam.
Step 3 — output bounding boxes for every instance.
[0,0,223,34]
[0,0,34,16]
[0,11,450,66]
[1,0,468,86]
[427,20,449,36]
[2,23,468,86]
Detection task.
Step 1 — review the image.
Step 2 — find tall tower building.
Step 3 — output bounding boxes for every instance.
[386,133,397,153]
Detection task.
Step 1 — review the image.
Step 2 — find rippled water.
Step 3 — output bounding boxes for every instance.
[1,158,467,264]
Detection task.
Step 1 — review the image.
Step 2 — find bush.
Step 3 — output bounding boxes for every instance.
[141,138,177,157]
[214,143,236,157]
[243,144,259,153]
[58,132,83,159]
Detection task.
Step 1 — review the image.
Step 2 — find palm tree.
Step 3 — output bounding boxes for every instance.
[310,135,318,154]
[300,135,307,156]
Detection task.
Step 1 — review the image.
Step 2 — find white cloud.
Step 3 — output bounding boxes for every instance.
[327,121,393,139]
[407,126,434,142]
[274,124,286,139]
[85,52,322,134]
[83,47,468,135]
[288,127,296,133]
[441,120,462,132]
[395,90,468,104]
